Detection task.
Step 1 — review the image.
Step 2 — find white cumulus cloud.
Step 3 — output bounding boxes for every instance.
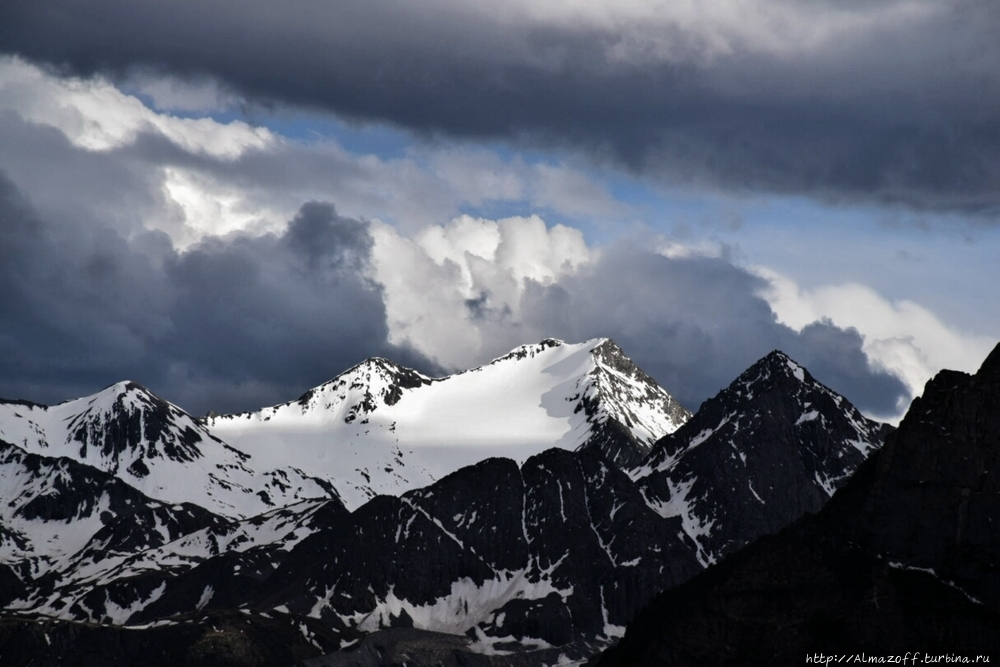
[755,266,995,412]
[0,57,273,158]
[371,215,594,371]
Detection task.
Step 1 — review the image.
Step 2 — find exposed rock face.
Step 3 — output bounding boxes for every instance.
[577,339,692,468]
[857,350,1000,601]
[0,438,229,585]
[595,343,1000,667]
[67,382,205,465]
[633,350,891,566]
[229,448,701,650]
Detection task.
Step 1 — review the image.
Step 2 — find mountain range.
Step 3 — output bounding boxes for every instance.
[0,338,897,665]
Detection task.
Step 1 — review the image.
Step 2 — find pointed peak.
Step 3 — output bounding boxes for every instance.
[590,338,644,375]
[317,356,428,386]
[746,351,810,383]
[756,349,793,366]
[72,381,160,409]
[104,380,151,396]
[590,337,620,354]
[485,338,569,365]
[713,352,823,409]
[293,356,432,409]
[345,356,410,374]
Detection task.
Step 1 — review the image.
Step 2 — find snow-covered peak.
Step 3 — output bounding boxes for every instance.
[213,357,434,428]
[207,338,689,508]
[480,337,572,365]
[62,379,156,409]
[0,384,338,519]
[290,356,435,416]
[0,338,690,515]
[453,337,688,454]
[42,380,209,469]
[587,339,691,433]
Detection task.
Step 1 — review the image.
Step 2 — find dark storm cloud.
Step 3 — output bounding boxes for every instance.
[516,243,909,416]
[2,0,998,213]
[163,203,392,392]
[0,172,436,414]
[281,201,374,272]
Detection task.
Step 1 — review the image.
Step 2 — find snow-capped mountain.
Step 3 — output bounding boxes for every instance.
[633,350,891,566]
[0,338,689,623]
[207,338,690,509]
[0,342,896,667]
[0,339,686,519]
[0,382,339,519]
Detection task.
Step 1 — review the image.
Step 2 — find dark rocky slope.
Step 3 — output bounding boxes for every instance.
[0,610,347,667]
[595,342,1000,666]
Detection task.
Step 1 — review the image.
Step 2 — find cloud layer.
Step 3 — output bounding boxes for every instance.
[3,0,998,212]
[371,220,910,417]
[0,167,434,413]
[0,55,985,422]
[0,166,909,418]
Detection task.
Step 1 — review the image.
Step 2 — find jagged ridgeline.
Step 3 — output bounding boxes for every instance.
[0,338,893,666]
[596,342,1000,666]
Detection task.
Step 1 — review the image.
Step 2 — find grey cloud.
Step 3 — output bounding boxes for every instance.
[0,112,169,238]
[0,171,437,414]
[163,203,391,392]
[514,243,909,416]
[281,201,374,272]
[2,0,998,213]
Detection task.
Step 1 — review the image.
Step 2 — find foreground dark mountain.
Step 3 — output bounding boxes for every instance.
[0,610,347,667]
[0,343,892,665]
[595,342,1000,666]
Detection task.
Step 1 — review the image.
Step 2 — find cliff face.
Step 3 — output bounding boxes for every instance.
[856,351,1000,602]
[595,343,1000,667]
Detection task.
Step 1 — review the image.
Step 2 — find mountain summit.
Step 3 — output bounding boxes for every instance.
[207,337,690,508]
[0,382,333,519]
[634,350,892,566]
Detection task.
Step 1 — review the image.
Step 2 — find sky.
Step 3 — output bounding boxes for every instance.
[0,0,997,423]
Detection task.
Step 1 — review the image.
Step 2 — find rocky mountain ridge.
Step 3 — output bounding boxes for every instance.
[0,341,892,666]
[595,341,1000,666]
[206,337,691,509]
